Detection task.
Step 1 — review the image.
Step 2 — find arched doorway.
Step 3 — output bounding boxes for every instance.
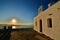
[40,19,42,32]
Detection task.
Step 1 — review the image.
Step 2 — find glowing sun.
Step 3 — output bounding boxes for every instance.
[11,18,17,24]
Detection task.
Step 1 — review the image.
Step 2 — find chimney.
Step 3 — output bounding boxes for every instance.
[48,2,55,7]
[38,5,43,13]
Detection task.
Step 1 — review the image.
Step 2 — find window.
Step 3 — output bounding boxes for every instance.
[47,18,52,28]
[35,21,37,26]
[40,19,42,32]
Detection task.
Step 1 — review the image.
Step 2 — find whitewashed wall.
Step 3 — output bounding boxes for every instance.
[34,1,60,40]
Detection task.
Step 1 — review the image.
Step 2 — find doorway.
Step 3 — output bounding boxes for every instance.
[40,19,42,32]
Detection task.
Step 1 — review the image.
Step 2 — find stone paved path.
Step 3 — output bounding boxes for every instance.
[10,28,53,40]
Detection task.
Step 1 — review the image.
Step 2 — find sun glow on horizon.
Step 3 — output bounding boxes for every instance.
[11,18,17,24]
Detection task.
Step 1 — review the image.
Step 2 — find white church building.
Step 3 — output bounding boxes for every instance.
[34,1,60,40]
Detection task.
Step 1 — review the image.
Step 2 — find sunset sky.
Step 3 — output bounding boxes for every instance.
[0,0,57,25]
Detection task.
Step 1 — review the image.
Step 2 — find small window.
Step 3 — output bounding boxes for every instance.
[57,8,60,10]
[35,21,37,26]
[47,18,52,28]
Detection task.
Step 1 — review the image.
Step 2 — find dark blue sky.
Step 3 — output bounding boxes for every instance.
[0,0,57,23]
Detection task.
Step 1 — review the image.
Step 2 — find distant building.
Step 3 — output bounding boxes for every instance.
[34,1,60,40]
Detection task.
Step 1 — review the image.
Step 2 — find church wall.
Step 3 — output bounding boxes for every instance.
[34,1,60,40]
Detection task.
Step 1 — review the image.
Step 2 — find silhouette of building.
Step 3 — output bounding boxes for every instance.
[34,1,60,40]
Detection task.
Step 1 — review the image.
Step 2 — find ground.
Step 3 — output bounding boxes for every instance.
[0,28,53,40]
